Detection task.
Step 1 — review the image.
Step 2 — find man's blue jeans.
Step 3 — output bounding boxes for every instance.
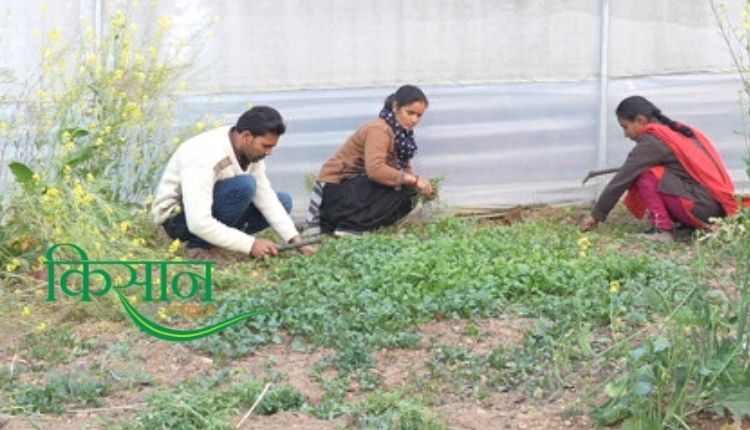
[163,175,293,249]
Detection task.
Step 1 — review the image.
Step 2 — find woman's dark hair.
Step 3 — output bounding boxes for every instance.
[383,84,429,110]
[615,95,694,138]
[232,106,286,136]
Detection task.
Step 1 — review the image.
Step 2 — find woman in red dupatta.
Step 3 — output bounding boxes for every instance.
[581,95,737,241]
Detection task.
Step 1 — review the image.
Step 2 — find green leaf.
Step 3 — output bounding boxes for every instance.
[605,381,626,398]
[8,161,34,184]
[714,386,750,418]
[632,381,653,396]
[577,324,595,357]
[630,346,648,360]
[591,398,630,426]
[652,335,671,353]
[62,127,89,140]
[63,144,94,168]
[622,415,661,430]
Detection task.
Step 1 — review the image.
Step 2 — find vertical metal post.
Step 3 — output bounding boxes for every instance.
[597,0,610,173]
[94,0,103,50]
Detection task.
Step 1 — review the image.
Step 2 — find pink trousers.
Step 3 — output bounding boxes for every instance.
[635,172,697,230]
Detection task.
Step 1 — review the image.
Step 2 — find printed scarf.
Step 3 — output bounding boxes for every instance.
[379,106,417,169]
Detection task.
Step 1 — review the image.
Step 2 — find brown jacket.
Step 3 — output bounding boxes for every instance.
[592,134,723,222]
[318,118,411,187]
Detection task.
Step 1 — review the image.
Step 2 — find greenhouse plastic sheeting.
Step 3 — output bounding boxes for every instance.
[172,73,749,213]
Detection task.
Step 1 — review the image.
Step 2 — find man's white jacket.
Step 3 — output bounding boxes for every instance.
[151,126,298,254]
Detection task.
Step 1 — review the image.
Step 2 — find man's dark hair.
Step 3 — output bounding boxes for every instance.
[232,106,286,136]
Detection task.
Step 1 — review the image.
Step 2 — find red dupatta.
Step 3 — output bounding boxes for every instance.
[623,123,739,221]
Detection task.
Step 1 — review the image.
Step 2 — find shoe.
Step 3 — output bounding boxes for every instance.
[634,227,674,242]
[333,229,363,238]
[301,225,321,237]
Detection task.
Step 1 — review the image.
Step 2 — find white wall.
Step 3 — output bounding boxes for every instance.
[0,0,741,92]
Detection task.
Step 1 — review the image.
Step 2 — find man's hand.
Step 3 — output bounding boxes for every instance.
[250,239,278,259]
[415,177,434,196]
[297,245,317,256]
[287,235,317,256]
[581,216,599,232]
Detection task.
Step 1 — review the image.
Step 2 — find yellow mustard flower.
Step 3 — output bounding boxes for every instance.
[156,307,169,321]
[48,28,62,43]
[119,51,129,68]
[132,238,147,247]
[158,15,174,31]
[36,322,48,331]
[119,220,132,233]
[5,258,21,272]
[168,239,182,254]
[84,26,95,42]
[123,102,143,122]
[110,68,125,82]
[609,280,621,294]
[577,236,592,250]
[0,121,9,132]
[31,257,47,272]
[111,10,127,28]
[73,182,86,201]
[21,306,32,317]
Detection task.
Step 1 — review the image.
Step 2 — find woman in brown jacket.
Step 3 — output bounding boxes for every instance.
[307,85,434,236]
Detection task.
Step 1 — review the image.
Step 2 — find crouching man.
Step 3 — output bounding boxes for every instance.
[151,106,316,259]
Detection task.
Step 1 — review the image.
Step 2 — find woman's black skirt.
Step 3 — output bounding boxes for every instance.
[320,175,416,232]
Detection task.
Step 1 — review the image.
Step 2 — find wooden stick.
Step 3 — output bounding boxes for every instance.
[581,167,619,185]
[64,404,145,414]
[9,353,17,380]
[236,382,271,428]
